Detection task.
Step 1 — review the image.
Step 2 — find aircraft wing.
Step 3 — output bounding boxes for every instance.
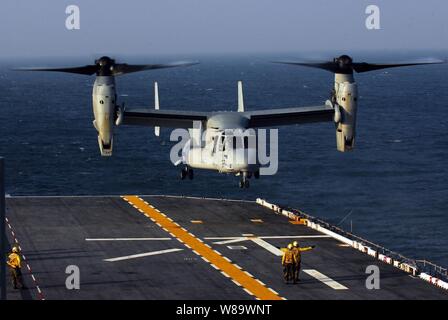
[122,108,209,129]
[245,103,335,128]
[123,103,335,129]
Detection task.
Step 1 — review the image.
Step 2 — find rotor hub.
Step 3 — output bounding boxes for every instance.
[95,56,116,76]
[334,55,354,74]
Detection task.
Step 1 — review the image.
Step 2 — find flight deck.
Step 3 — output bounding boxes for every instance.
[3,195,447,300]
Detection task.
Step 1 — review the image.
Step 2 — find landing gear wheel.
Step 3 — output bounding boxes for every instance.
[180,168,187,180]
[181,167,191,180]
[239,174,250,189]
[254,170,260,179]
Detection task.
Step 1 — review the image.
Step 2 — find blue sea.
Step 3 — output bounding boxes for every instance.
[1,53,447,267]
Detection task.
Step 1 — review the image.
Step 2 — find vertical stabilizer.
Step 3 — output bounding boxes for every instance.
[154,82,160,137]
[238,81,244,112]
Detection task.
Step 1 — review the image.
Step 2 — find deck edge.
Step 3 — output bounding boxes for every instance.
[256,198,448,293]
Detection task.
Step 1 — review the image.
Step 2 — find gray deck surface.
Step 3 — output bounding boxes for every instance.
[3,195,447,300]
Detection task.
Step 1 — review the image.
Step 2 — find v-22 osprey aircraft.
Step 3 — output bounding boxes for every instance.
[18,55,443,188]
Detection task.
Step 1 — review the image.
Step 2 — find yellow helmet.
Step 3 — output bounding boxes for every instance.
[287,243,293,250]
[293,241,299,247]
[12,246,19,253]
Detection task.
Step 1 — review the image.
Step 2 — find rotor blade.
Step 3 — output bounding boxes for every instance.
[112,61,199,75]
[13,65,98,75]
[272,61,340,73]
[353,60,445,73]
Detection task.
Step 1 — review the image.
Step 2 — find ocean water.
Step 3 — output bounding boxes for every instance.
[0,54,447,267]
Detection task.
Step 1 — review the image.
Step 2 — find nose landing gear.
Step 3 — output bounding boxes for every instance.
[180,167,194,180]
[239,172,250,189]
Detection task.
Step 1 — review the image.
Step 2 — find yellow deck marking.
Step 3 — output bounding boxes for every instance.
[191,220,204,224]
[122,195,282,301]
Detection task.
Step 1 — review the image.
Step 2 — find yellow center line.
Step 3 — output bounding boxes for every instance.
[122,195,283,301]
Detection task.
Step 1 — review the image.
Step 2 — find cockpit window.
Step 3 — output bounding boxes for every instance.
[219,135,226,151]
[230,136,249,149]
[218,133,253,151]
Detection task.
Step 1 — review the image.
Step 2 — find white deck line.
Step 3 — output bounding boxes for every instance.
[250,238,284,256]
[303,269,348,290]
[104,248,183,262]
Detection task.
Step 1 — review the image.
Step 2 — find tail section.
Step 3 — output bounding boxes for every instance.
[154,82,160,137]
[238,81,244,112]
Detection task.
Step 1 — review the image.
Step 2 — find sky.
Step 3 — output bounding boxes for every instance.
[0,0,447,59]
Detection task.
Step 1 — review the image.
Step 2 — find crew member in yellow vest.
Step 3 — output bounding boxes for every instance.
[282,243,296,283]
[7,246,25,289]
[291,241,316,283]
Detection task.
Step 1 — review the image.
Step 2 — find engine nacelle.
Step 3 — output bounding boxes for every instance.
[334,80,358,152]
[92,76,117,156]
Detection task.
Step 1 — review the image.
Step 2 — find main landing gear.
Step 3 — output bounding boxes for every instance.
[239,170,259,189]
[180,166,194,180]
[239,178,249,189]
